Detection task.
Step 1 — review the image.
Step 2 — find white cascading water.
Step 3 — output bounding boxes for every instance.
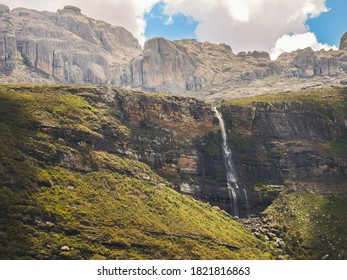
[212,107,250,218]
[243,189,250,218]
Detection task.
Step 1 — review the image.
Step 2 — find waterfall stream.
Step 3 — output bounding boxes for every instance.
[212,107,250,218]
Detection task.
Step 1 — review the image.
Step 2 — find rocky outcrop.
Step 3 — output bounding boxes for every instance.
[130,38,344,99]
[220,100,346,186]
[0,5,16,75]
[289,48,337,77]
[340,32,347,50]
[1,5,141,85]
[0,4,10,16]
[131,37,196,94]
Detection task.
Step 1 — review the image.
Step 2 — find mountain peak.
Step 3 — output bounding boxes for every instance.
[340,32,347,50]
[0,4,9,17]
[62,5,81,14]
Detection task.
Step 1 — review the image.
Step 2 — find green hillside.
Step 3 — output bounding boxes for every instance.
[0,85,272,260]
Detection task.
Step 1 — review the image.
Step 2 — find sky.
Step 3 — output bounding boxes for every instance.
[1,0,346,59]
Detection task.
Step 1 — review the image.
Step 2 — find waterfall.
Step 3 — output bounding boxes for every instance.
[243,189,250,218]
[212,107,250,218]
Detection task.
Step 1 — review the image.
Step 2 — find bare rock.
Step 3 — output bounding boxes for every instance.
[61,245,70,251]
[133,37,196,94]
[62,6,82,14]
[317,56,338,76]
[4,6,141,85]
[249,51,270,60]
[292,48,316,77]
[1,4,346,101]
[339,32,347,50]
[0,4,10,17]
[0,17,16,74]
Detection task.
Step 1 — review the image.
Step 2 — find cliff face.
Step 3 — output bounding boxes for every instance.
[340,32,347,50]
[116,87,346,216]
[0,5,141,85]
[0,5,16,74]
[73,87,346,217]
[131,38,346,100]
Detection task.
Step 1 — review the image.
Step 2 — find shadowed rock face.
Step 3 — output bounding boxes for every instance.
[0,5,16,74]
[291,48,338,77]
[340,32,347,50]
[98,88,346,216]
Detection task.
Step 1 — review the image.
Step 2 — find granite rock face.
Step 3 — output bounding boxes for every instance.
[340,32,347,50]
[131,37,196,94]
[0,5,16,74]
[290,48,338,77]
[1,5,141,85]
[130,37,345,99]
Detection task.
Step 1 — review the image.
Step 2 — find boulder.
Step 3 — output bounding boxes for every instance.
[249,51,271,60]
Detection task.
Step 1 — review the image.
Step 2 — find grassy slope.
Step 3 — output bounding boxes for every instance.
[265,180,347,259]
[226,87,347,115]
[0,85,272,260]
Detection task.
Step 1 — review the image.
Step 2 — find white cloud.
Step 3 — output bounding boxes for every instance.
[162,0,330,54]
[270,32,337,59]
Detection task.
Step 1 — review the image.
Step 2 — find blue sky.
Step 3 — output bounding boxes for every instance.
[145,2,198,41]
[307,0,347,47]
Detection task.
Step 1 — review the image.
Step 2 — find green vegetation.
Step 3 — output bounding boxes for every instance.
[265,182,347,259]
[254,184,285,209]
[0,85,273,260]
[227,87,347,119]
[323,129,347,160]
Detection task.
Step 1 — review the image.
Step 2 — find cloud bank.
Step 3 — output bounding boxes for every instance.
[1,0,337,57]
[270,32,337,59]
[162,0,335,55]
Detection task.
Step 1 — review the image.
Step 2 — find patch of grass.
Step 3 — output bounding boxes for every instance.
[265,188,347,259]
[226,87,347,119]
[323,130,347,160]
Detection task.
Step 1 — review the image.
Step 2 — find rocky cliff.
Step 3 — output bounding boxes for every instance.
[0,5,141,85]
[1,4,347,101]
[131,38,346,101]
[340,32,347,50]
